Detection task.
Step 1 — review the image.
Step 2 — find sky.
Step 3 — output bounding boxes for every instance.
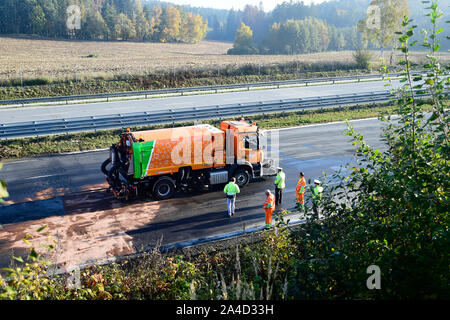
[165,0,331,12]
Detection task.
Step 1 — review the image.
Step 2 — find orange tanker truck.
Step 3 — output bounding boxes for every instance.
[101,119,272,200]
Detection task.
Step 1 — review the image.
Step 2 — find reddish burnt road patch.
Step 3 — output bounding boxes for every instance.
[0,190,178,272]
[0,178,275,273]
[2,182,109,206]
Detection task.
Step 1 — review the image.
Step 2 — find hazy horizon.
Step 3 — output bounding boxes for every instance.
[163,0,332,12]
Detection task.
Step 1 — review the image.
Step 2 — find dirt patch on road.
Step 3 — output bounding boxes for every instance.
[3,182,109,205]
[0,191,175,272]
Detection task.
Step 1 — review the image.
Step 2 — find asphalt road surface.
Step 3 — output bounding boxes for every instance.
[0,79,400,124]
[0,117,387,271]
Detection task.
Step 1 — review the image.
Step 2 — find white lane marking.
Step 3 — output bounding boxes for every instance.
[64,148,109,155]
[4,159,40,165]
[265,116,387,132]
[298,152,323,158]
[24,174,61,180]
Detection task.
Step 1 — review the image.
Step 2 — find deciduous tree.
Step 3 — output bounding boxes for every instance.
[160,5,181,42]
[358,0,410,59]
[228,22,258,55]
[133,1,150,41]
[114,12,136,40]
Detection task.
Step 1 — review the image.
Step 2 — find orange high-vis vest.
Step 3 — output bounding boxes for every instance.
[296,177,306,194]
[264,193,275,209]
[296,177,306,204]
[264,193,275,224]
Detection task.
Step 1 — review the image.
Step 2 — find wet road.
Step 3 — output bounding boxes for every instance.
[0,118,387,271]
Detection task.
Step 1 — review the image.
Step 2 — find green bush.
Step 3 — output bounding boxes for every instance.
[289,3,449,299]
[353,48,372,70]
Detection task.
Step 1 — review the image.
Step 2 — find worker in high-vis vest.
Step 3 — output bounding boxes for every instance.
[274,167,286,206]
[311,179,323,218]
[263,189,275,229]
[296,171,306,211]
[224,177,240,217]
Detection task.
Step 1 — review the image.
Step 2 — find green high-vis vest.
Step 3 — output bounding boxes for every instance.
[224,182,240,196]
[312,185,323,203]
[275,171,286,189]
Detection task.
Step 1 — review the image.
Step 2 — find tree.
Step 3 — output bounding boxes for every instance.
[40,0,58,37]
[114,13,136,40]
[353,48,373,69]
[160,5,181,42]
[55,0,72,38]
[242,4,266,42]
[31,4,46,35]
[225,9,241,42]
[227,22,258,55]
[102,0,118,39]
[328,25,346,51]
[133,1,150,41]
[82,9,108,40]
[181,12,208,44]
[113,0,135,17]
[261,18,337,54]
[303,17,329,52]
[149,4,163,41]
[358,0,410,59]
[278,20,308,54]
[206,14,221,40]
[343,26,360,50]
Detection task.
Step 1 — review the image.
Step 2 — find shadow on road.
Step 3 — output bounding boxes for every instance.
[125,204,263,237]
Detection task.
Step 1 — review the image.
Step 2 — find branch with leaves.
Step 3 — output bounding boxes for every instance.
[0,163,8,204]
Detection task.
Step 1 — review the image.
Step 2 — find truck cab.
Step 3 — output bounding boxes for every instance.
[220,119,265,184]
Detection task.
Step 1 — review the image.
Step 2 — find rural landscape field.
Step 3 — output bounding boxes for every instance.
[3,36,448,83]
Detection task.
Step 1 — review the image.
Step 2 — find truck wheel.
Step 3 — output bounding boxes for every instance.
[152,177,176,200]
[234,168,250,187]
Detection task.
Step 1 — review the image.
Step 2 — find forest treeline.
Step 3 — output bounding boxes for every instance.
[229,18,358,55]
[0,0,208,43]
[0,0,361,51]
[0,0,448,53]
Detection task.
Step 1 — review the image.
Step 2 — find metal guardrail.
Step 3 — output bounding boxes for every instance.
[0,73,404,106]
[1,90,399,139]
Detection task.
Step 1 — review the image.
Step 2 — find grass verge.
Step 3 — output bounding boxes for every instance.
[0,67,370,101]
[1,102,429,161]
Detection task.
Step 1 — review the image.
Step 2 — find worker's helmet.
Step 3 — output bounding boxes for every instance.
[314,179,321,184]
[265,189,271,195]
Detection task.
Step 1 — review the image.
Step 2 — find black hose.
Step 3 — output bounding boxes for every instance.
[101,158,111,176]
[108,164,120,189]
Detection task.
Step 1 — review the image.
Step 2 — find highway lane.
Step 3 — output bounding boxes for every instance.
[0,79,400,124]
[0,117,387,271]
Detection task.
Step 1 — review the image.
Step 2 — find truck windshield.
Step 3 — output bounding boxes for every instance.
[243,134,258,150]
